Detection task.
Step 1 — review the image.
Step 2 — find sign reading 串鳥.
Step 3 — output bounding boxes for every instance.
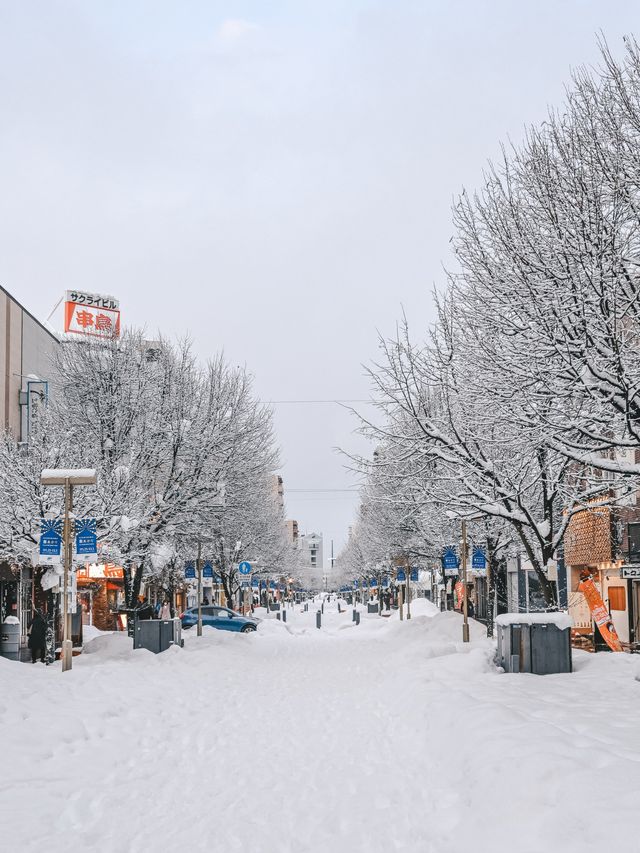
[75,518,97,558]
[64,290,121,338]
[184,561,196,579]
[39,519,62,563]
[472,548,486,571]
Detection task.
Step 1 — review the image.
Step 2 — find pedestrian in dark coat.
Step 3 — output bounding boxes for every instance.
[28,610,46,663]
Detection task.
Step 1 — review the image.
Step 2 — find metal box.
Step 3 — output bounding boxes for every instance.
[496,619,572,674]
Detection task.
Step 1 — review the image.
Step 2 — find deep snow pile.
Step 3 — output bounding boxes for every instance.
[1,598,639,853]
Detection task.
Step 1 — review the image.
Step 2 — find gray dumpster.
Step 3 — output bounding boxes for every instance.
[496,613,572,674]
[367,602,379,614]
[1,618,21,661]
[133,618,182,654]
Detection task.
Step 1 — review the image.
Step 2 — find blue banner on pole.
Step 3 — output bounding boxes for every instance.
[382,576,390,588]
[184,561,196,579]
[202,562,214,578]
[39,519,62,558]
[397,569,406,582]
[472,548,487,571]
[441,547,459,572]
[252,577,259,588]
[410,568,419,582]
[75,518,97,556]
[369,578,377,588]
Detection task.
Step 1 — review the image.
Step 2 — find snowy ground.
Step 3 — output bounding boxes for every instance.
[2,598,640,853]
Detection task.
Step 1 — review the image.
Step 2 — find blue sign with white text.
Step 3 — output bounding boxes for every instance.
[75,518,97,556]
[397,569,406,582]
[472,548,487,571]
[410,568,419,582]
[184,561,196,579]
[441,548,459,571]
[203,562,214,578]
[39,520,62,557]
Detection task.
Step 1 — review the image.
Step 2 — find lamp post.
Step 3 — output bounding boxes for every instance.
[40,468,97,672]
[461,519,470,643]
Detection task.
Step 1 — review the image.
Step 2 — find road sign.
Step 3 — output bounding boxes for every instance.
[75,518,97,559]
[202,562,214,578]
[184,561,196,579]
[621,565,640,579]
[410,568,419,582]
[397,569,406,582]
[238,561,252,575]
[39,520,62,564]
[472,548,486,571]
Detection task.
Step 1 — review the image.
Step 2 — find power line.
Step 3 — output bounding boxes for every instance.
[265,399,373,405]
[287,488,359,493]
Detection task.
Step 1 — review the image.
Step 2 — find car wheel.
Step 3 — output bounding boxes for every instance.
[241,624,256,633]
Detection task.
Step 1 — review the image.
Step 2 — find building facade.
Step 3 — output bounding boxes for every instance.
[0,285,59,643]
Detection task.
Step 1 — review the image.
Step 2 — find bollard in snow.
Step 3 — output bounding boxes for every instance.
[355,611,360,626]
[282,609,287,623]
[352,609,356,622]
[338,602,342,613]
[316,610,322,629]
[276,612,281,621]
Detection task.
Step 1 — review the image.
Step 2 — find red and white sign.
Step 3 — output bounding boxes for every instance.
[64,291,121,338]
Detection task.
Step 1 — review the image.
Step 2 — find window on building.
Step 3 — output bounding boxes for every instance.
[608,586,626,611]
[629,523,640,559]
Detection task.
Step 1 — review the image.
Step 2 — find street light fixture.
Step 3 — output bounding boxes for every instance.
[40,468,97,672]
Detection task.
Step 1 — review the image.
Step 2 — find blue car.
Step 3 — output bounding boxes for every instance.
[180,605,258,633]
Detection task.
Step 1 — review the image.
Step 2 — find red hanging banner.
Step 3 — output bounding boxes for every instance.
[578,570,622,652]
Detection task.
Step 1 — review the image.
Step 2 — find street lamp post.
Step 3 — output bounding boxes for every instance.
[40,468,97,672]
[461,519,470,643]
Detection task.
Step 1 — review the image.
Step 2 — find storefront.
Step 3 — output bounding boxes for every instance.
[76,563,125,631]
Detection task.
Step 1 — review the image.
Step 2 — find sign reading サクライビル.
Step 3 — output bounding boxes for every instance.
[64,290,121,338]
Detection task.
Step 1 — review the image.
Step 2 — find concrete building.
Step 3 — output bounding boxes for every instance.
[286,519,299,547]
[0,284,58,442]
[298,532,323,586]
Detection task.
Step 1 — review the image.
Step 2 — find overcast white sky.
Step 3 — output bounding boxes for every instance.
[1,1,639,563]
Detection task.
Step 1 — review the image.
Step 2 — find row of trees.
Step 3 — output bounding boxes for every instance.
[0,330,299,607]
[338,38,640,607]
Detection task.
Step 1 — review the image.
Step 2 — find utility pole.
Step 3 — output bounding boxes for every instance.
[197,539,203,637]
[462,519,470,643]
[406,565,412,620]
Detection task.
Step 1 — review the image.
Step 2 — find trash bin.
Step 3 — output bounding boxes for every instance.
[496,613,572,674]
[1,617,21,661]
[367,603,378,614]
[133,618,182,654]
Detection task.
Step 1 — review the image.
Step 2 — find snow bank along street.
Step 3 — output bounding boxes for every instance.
[3,598,640,853]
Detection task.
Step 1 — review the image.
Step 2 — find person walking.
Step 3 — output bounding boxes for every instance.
[28,609,46,664]
[160,599,171,619]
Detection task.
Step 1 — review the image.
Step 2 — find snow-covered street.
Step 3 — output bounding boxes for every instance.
[3,599,640,853]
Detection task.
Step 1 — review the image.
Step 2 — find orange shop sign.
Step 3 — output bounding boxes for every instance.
[77,564,124,580]
[64,290,120,338]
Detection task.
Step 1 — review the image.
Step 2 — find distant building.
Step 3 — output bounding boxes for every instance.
[272,475,284,510]
[286,519,299,547]
[299,532,323,575]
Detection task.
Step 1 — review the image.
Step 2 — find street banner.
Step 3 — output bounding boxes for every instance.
[202,562,214,578]
[75,518,97,560]
[472,548,486,571]
[397,569,406,582]
[441,547,459,576]
[369,578,377,588]
[578,570,622,652]
[39,520,62,564]
[410,568,419,582]
[454,581,464,610]
[184,561,196,579]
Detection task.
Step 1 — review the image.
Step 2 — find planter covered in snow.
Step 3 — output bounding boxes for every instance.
[496,613,572,675]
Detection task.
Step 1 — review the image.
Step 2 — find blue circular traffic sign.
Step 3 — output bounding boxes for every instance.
[238,561,252,575]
